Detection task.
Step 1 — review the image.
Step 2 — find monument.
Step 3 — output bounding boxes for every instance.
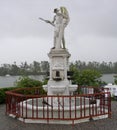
[5,7,111,125]
[41,7,77,106]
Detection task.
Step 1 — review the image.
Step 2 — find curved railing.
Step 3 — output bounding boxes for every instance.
[5,87,111,124]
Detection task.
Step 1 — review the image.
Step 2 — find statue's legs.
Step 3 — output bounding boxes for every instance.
[62,35,65,49]
[56,24,65,49]
[53,36,56,48]
[54,30,57,48]
[54,25,60,49]
[54,24,66,49]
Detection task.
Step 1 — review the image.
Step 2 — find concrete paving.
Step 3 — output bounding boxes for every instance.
[0,101,117,130]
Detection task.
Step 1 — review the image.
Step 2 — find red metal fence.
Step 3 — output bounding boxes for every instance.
[5,87,111,124]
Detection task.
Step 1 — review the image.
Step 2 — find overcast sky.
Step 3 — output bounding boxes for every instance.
[0,0,117,65]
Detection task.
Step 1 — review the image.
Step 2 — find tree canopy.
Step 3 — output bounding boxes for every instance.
[70,65,103,86]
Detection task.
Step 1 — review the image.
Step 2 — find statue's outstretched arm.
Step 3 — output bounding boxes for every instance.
[39,17,55,26]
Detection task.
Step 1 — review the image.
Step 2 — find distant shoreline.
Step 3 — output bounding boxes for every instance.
[0,74,116,88]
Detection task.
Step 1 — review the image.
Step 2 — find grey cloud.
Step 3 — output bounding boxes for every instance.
[0,0,117,64]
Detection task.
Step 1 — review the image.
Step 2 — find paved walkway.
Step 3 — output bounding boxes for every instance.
[0,101,117,130]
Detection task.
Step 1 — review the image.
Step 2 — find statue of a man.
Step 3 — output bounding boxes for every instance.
[52,7,69,49]
[40,7,70,49]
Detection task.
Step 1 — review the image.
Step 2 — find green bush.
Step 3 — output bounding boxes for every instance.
[0,87,17,104]
[70,67,102,86]
[14,76,46,95]
[15,76,42,88]
[0,89,5,104]
[0,76,46,104]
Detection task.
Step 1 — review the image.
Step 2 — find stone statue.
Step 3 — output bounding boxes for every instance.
[39,7,70,49]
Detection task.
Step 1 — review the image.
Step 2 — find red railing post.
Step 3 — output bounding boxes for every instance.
[62,96,64,119]
[83,96,86,117]
[69,95,71,119]
[51,96,53,119]
[74,96,76,118]
[80,96,82,118]
[108,91,111,118]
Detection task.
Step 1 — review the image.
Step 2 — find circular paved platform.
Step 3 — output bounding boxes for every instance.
[0,101,117,130]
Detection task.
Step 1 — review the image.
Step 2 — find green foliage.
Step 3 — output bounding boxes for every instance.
[80,69,102,86]
[15,76,46,95]
[70,66,102,86]
[0,89,5,104]
[0,60,117,76]
[0,87,17,104]
[70,60,117,74]
[15,76,42,88]
[42,79,48,85]
[0,61,49,76]
[114,75,117,84]
[114,80,117,85]
[0,76,46,104]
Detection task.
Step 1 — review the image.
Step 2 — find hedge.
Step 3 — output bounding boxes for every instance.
[0,76,46,104]
[0,87,17,104]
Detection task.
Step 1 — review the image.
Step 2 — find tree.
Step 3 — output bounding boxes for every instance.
[10,62,20,75]
[70,66,102,86]
[0,64,11,75]
[41,61,49,73]
[30,61,41,74]
[19,61,29,75]
[15,76,42,88]
[114,75,117,84]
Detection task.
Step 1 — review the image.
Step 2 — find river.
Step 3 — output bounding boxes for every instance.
[0,74,116,88]
[0,75,44,88]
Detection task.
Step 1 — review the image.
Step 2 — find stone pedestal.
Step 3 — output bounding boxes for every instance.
[48,48,70,95]
[43,48,77,96]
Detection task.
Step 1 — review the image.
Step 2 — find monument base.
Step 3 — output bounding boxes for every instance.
[43,80,77,95]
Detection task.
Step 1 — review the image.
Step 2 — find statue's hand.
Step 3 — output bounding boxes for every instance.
[45,20,55,26]
[45,20,51,23]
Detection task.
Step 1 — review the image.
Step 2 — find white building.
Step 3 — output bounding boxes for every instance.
[104,83,117,97]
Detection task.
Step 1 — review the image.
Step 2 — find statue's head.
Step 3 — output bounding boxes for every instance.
[54,8,59,13]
